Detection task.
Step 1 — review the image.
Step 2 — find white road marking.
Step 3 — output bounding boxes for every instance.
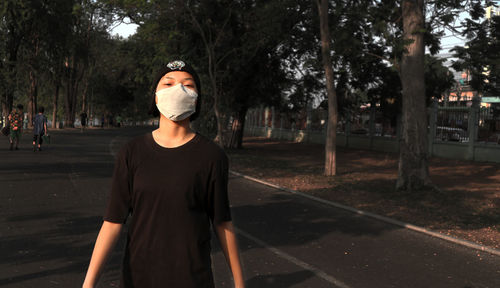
[235,227,352,288]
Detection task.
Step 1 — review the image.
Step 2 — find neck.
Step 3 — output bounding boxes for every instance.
[158,115,192,136]
[153,115,195,148]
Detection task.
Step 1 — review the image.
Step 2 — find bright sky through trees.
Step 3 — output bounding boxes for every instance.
[110,21,138,38]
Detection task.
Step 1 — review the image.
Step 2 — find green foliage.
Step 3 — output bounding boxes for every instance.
[452,13,500,96]
[425,55,455,101]
[1,0,495,130]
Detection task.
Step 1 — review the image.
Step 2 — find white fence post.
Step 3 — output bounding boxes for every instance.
[467,96,480,160]
[428,98,438,156]
[369,102,376,149]
[258,106,263,128]
[271,107,275,129]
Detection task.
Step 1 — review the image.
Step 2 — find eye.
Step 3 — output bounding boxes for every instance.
[184,81,195,88]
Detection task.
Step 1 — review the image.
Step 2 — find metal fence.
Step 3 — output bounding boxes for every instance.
[478,106,500,143]
[435,107,470,142]
[245,99,500,162]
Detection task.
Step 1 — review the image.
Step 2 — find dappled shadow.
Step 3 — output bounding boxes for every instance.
[228,136,500,249]
[230,138,399,176]
[0,127,152,286]
[0,127,153,182]
[230,190,398,253]
[0,214,101,266]
[302,175,500,231]
[0,161,114,180]
[299,177,500,250]
[0,212,126,286]
[0,261,88,286]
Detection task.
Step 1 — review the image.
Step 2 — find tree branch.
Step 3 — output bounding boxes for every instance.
[214,5,234,47]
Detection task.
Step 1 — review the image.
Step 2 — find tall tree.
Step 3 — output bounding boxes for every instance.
[396,0,431,191]
[0,0,30,115]
[315,0,338,176]
[45,0,75,128]
[186,1,235,146]
[62,0,114,127]
[367,0,478,191]
[220,0,303,148]
[22,0,50,127]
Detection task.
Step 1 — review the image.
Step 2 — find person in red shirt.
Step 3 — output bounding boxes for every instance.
[8,104,24,151]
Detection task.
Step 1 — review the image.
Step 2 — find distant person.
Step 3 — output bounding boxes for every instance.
[100,115,105,128]
[115,115,122,127]
[32,106,48,152]
[7,104,23,151]
[80,111,88,132]
[83,60,245,288]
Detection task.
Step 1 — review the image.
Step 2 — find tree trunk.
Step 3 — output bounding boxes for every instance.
[4,39,20,115]
[82,13,93,116]
[228,107,248,149]
[52,84,60,129]
[82,77,88,114]
[64,56,83,127]
[316,0,338,176]
[65,76,79,127]
[28,70,37,128]
[396,0,432,191]
[69,80,79,126]
[64,82,72,126]
[213,92,226,147]
[27,35,40,128]
[187,7,229,148]
[208,48,225,147]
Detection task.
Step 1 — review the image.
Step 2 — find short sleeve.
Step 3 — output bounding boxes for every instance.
[104,145,132,223]
[207,152,232,223]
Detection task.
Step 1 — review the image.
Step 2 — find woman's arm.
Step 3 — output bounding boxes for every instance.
[82,221,123,288]
[215,221,245,288]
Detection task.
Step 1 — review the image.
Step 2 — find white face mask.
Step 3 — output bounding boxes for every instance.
[155,83,198,121]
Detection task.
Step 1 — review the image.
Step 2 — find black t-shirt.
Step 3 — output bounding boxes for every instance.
[104,132,232,288]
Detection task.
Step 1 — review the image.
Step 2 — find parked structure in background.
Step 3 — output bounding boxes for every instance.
[244,100,500,163]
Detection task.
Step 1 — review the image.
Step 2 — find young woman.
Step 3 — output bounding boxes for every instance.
[83,60,245,288]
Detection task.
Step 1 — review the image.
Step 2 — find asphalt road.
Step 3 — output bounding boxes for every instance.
[0,126,499,288]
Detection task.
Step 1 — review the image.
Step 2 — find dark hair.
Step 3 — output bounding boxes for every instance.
[38,106,44,113]
[149,60,202,121]
[17,104,23,110]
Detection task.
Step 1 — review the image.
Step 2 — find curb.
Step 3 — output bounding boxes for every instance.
[229,170,500,257]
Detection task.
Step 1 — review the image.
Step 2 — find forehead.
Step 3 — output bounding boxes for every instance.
[162,71,194,80]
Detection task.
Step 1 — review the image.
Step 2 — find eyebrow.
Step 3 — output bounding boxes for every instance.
[163,76,194,81]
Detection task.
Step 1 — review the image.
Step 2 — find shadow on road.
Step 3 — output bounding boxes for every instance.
[246,270,315,288]
[230,189,398,253]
